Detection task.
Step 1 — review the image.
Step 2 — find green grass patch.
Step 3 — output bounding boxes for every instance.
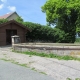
[0,58,28,67]
[31,67,37,71]
[1,58,10,61]
[39,72,47,75]
[12,49,80,61]
[67,78,80,80]
[21,51,80,61]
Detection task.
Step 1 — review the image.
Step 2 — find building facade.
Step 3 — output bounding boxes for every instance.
[0,20,30,46]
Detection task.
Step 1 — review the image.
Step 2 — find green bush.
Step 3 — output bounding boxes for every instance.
[24,21,65,43]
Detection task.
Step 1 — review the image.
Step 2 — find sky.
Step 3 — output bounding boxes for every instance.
[0,0,47,25]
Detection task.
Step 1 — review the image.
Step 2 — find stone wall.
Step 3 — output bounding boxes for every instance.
[12,43,80,56]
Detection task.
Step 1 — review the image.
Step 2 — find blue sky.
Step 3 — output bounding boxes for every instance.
[0,0,47,25]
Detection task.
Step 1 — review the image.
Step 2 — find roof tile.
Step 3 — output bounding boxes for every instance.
[0,12,14,19]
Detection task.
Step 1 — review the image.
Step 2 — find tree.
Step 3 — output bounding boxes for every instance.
[42,0,80,43]
[16,16,24,23]
[0,19,8,24]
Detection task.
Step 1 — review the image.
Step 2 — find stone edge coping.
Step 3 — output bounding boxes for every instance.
[20,43,80,46]
[13,44,80,50]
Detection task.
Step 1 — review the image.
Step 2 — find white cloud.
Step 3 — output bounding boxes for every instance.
[0,4,4,9]
[1,0,7,3]
[7,6,16,11]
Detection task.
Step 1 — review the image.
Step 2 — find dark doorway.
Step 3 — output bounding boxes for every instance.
[6,29,17,45]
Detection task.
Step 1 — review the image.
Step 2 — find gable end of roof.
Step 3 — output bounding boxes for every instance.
[0,20,31,31]
[6,12,19,19]
[0,12,19,19]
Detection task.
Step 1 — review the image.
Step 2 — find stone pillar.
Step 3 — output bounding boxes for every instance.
[11,35,20,49]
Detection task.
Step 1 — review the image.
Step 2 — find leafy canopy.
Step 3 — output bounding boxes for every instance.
[42,0,80,26]
[42,0,80,43]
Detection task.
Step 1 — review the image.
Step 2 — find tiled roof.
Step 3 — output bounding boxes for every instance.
[0,12,14,19]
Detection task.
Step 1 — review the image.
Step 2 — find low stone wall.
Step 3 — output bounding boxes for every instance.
[12,43,80,56]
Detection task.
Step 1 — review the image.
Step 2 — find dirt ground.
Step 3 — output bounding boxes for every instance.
[0,46,80,80]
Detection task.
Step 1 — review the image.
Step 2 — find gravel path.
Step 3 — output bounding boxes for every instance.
[0,46,80,80]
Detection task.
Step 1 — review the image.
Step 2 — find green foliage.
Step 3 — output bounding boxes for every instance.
[0,18,65,43]
[66,78,80,80]
[16,16,24,24]
[42,0,80,43]
[75,38,80,43]
[0,19,8,24]
[66,78,72,80]
[76,27,80,33]
[24,21,65,42]
[76,27,80,38]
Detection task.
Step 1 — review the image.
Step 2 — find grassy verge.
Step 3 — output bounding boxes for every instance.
[1,58,28,67]
[13,50,80,61]
[23,51,80,61]
[0,58,47,75]
[67,78,80,80]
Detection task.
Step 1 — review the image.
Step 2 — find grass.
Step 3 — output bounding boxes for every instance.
[0,58,28,67]
[31,68,47,75]
[1,58,10,61]
[31,67,37,71]
[0,58,47,75]
[67,78,80,80]
[39,72,47,75]
[22,51,80,61]
[12,50,80,61]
